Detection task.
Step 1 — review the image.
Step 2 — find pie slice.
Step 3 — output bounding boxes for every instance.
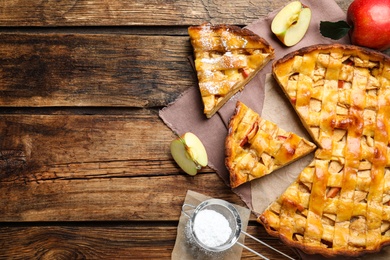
[188,23,274,118]
[259,44,390,257]
[225,101,316,188]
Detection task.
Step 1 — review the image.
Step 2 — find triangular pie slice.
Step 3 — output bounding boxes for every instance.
[225,101,316,188]
[188,23,274,118]
[259,44,390,257]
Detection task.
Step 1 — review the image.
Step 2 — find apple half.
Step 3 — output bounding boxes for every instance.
[271,1,312,47]
[170,132,208,176]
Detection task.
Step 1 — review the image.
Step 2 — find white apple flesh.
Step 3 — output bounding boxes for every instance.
[170,132,208,176]
[271,1,312,47]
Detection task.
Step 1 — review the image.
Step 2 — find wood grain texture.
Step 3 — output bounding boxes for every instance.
[0,110,174,181]
[0,0,353,27]
[0,224,298,259]
[0,173,240,222]
[0,0,282,27]
[0,111,238,221]
[0,33,194,107]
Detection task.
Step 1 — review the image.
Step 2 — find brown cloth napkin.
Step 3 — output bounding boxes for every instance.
[159,0,349,209]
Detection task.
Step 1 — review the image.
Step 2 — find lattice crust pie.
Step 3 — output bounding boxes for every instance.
[225,101,316,188]
[259,44,390,257]
[188,23,274,118]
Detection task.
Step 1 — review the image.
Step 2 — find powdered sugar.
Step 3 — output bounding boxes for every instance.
[192,209,232,248]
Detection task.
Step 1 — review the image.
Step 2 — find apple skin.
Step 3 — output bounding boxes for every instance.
[170,132,208,176]
[170,138,199,176]
[271,1,312,47]
[347,0,390,51]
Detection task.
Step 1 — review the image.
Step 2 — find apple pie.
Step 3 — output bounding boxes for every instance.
[188,23,274,118]
[225,101,316,188]
[259,44,390,257]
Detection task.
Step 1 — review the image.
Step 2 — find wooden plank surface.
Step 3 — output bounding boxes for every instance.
[0,224,297,259]
[0,173,240,222]
[0,0,352,26]
[0,33,193,107]
[0,1,290,27]
[0,111,173,177]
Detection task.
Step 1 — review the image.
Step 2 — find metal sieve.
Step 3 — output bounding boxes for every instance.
[182,198,241,253]
[182,198,296,260]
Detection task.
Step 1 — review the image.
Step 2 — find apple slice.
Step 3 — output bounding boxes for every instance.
[170,132,208,176]
[271,1,312,47]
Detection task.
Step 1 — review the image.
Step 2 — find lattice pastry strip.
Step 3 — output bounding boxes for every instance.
[259,44,390,257]
[188,23,274,118]
[260,160,390,255]
[225,101,316,188]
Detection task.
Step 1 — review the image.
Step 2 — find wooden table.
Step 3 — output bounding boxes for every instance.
[0,1,353,259]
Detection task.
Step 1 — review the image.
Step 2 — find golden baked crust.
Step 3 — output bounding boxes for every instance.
[259,44,390,257]
[225,101,316,188]
[188,23,274,118]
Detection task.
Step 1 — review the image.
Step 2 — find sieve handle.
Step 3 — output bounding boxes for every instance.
[236,241,270,260]
[181,203,196,218]
[240,230,296,260]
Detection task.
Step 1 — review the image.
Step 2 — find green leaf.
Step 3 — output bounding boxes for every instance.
[320,20,351,40]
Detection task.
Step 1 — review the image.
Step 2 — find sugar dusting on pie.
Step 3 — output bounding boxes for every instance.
[259,44,390,257]
[188,23,274,118]
[225,101,316,188]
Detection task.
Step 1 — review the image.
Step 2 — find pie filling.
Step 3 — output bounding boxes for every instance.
[259,44,390,257]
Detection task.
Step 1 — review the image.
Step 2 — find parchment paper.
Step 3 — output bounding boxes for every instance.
[171,190,251,260]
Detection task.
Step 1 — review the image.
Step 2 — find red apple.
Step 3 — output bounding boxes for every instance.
[347,0,390,51]
[320,0,390,51]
